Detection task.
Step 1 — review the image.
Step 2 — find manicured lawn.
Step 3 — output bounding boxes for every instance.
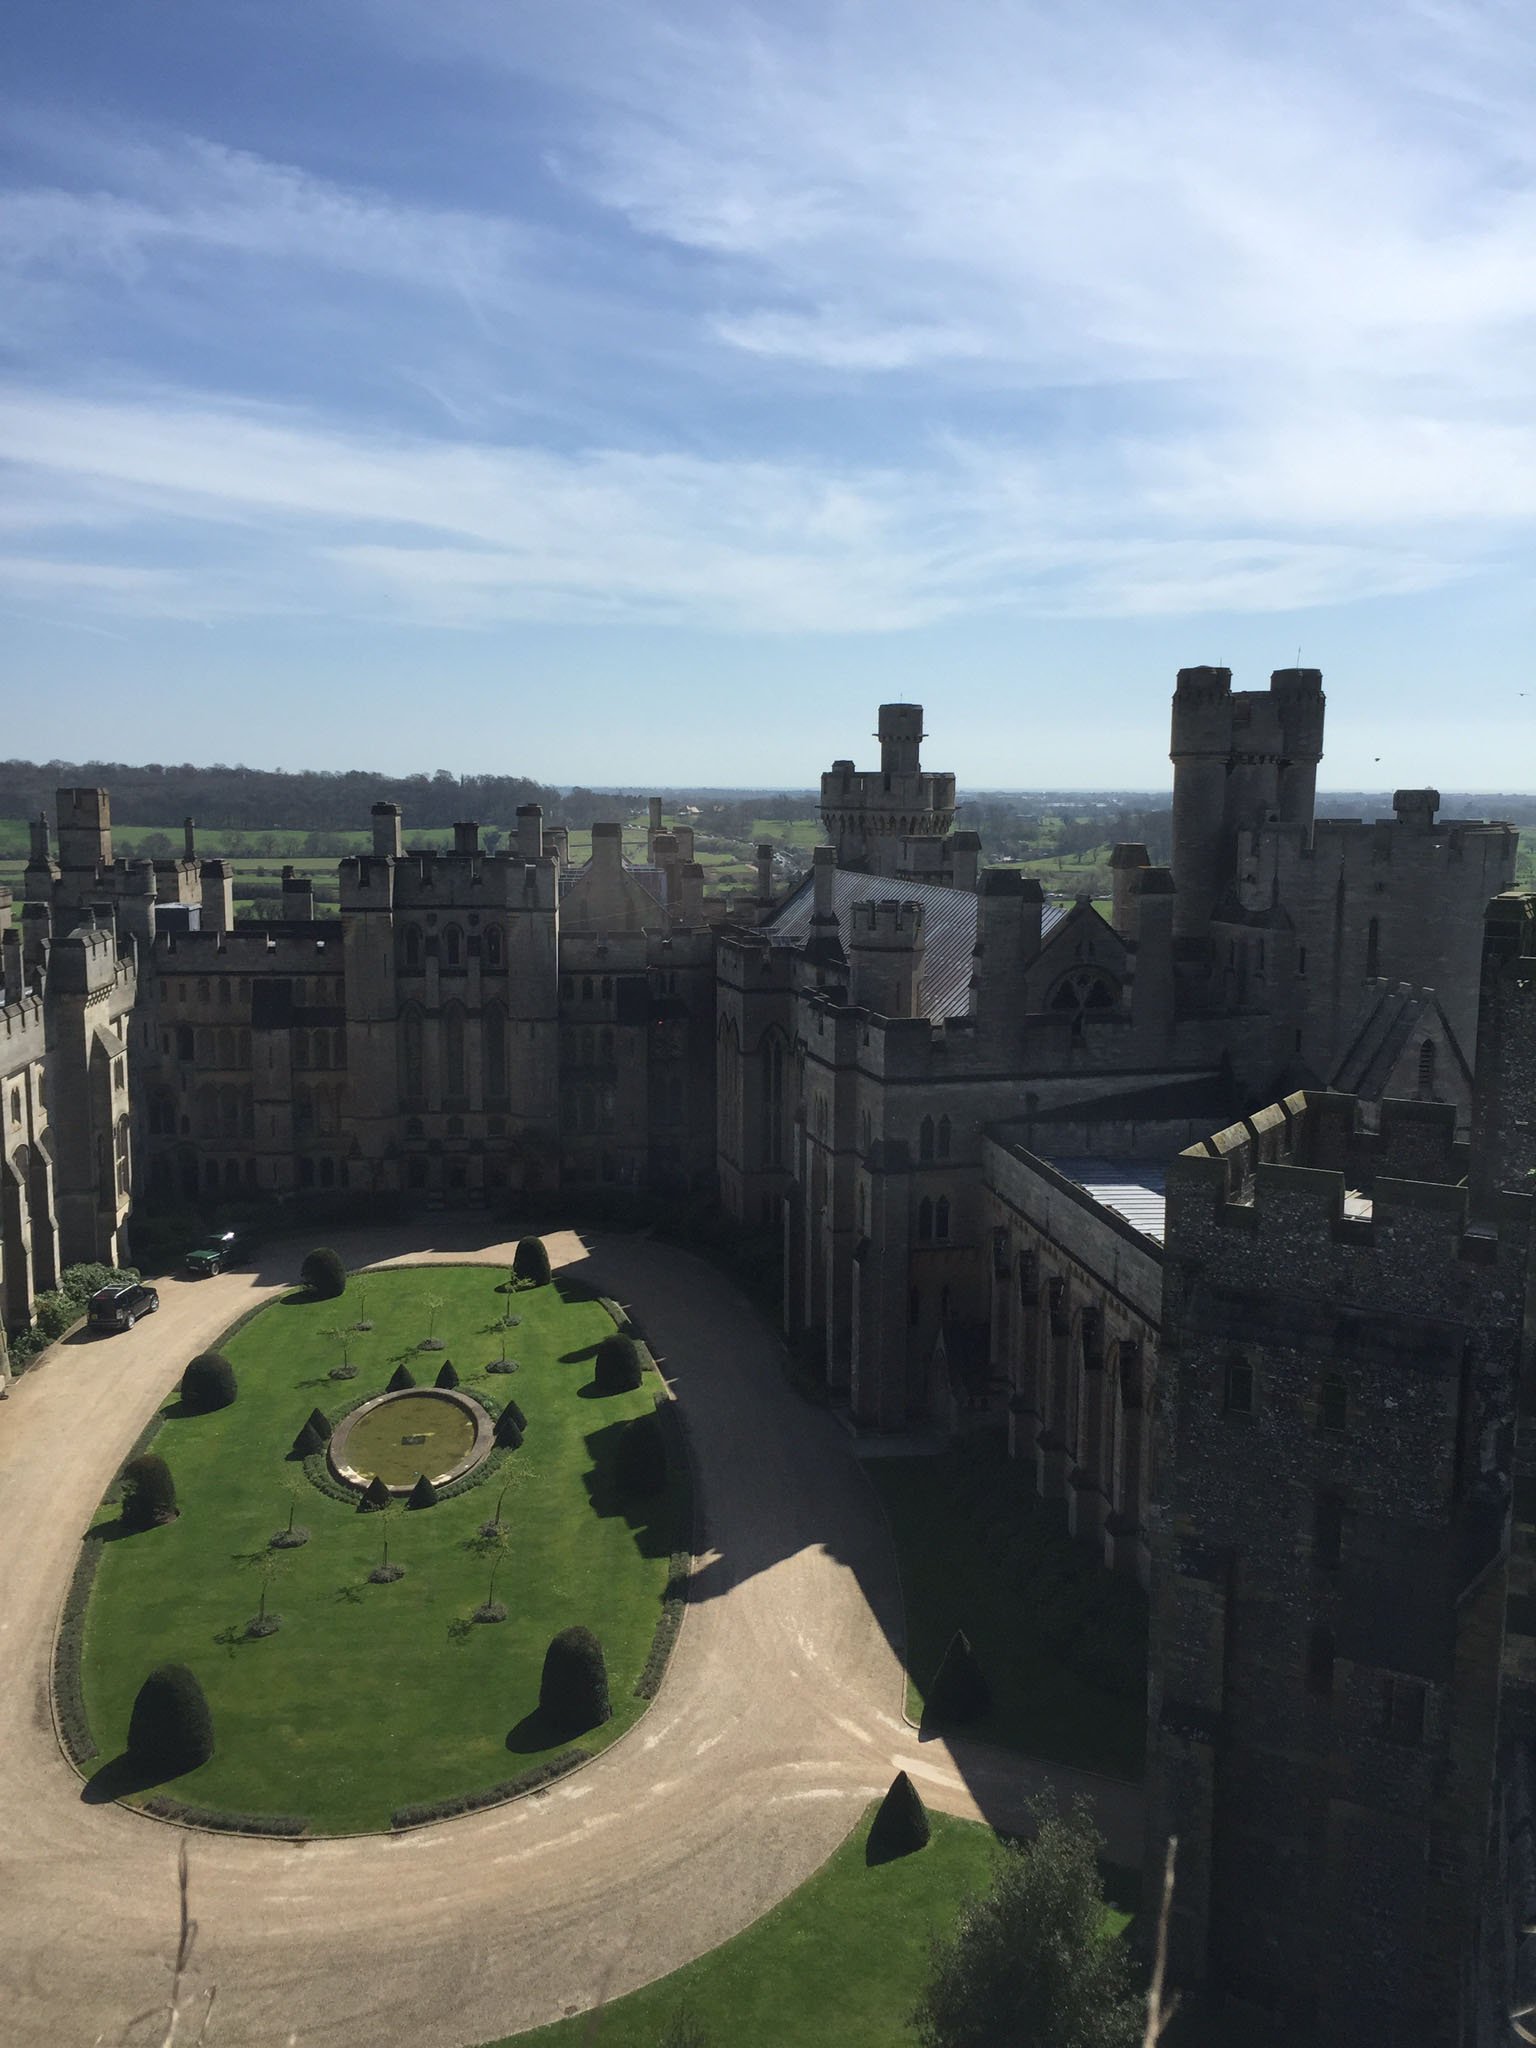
[497,1806,1134,2047]
[79,1263,682,1832]
[864,1433,1146,1781]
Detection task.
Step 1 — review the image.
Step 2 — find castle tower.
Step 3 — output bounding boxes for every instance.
[56,787,112,873]
[848,899,925,1019]
[819,703,957,878]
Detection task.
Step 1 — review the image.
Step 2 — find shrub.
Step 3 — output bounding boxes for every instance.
[539,1625,611,1734]
[867,1771,930,1861]
[513,1236,551,1286]
[387,1363,416,1393]
[494,1408,525,1450]
[127,1663,214,1774]
[614,1410,668,1496]
[359,1475,393,1513]
[291,1420,325,1460]
[925,1630,991,1726]
[594,1332,643,1394]
[180,1351,237,1413]
[434,1359,460,1390]
[305,1405,333,1441]
[501,1397,527,1432]
[408,1473,438,1510]
[120,1453,178,1532]
[300,1247,346,1300]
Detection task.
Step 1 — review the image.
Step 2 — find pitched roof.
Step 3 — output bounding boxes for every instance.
[766,870,1068,1022]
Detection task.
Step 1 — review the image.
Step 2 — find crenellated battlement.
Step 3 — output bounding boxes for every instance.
[849,898,925,946]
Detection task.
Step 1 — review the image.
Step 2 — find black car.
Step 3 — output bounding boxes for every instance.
[88,1282,161,1331]
[184,1230,249,1277]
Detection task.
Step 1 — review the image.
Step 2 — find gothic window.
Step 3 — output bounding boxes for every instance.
[223,1158,240,1189]
[320,1156,336,1189]
[443,1004,466,1097]
[938,1115,952,1159]
[295,1091,314,1137]
[935,1196,951,1242]
[761,1033,786,1169]
[313,1031,331,1071]
[1319,1374,1348,1434]
[1298,946,1308,975]
[9,1087,21,1127]
[583,1028,596,1064]
[1224,1356,1255,1415]
[299,1156,316,1189]
[484,924,504,968]
[241,1086,254,1138]
[400,1005,424,1099]
[1049,969,1118,1034]
[484,1003,508,1100]
[195,1085,216,1138]
[197,979,210,1003]
[294,1032,310,1070]
[401,924,423,971]
[447,1115,464,1137]
[443,924,464,967]
[919,1115,934,1161]
[204,1158,219,1191]
[405,1116,424,1139]
[196,1028,213,1065]
[582,977,594,1002]
[918,1197,933,1242]
[217,978,231,1007]
[149,1091,176,1135]
[1366,916,1381,979]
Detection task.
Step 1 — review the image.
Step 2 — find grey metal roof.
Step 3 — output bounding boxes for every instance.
[1043,1157,1168,1244]
[766,871,1068,1022]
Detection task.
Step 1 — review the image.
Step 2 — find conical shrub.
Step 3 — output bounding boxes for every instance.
[539,1625,611,1734]
[387,1364,416,1393]
[594,1332,643,1394]
[127,1663,214,1774]
[500,1397,527,1432]
[180,1351,237,1413]
[408,1473,438,1509]
[513,1235,551,1285]
[926,1629,991,1725]
[494,1409,524,1450]
[305,1406,333,1441]
[121,1453,178,1531]
[614,1410,668,1496]
[434,1359,459,1390]
[867,1771,930,1862]
[359,1474,393,1512]
[291,1420,324,1460]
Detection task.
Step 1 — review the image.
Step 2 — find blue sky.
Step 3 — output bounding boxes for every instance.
[3,0,1533,789]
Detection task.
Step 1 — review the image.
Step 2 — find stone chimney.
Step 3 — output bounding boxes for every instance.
[516,804,543,859]
[183,817,197,861]
[1110,843,1151,940]
[372,803,402,858]
[453,820,480,855]
[756,843,774,900]
[281,866,314,919]
[591,822,624,873]
[201,860,233,934]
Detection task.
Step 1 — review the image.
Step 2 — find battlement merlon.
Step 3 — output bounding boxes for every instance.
[153,925,345,971]
[849,898,926,947]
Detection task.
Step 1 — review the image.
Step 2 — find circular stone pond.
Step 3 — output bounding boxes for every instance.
[329,1387,494,1493]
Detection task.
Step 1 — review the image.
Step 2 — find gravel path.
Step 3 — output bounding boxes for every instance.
[0,1223,1142,2046]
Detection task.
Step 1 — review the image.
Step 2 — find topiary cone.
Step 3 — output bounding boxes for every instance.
[408,1473,438,1509]
[359,1474,393,1512]
[494,1409,524,1450]
[387,1363,416,1393]
[291,1420,324,1460]
[501,1397,527,1432]
[925,1629,991,1725]
[434,1359,460,1390]
[127,1663,214,1774]
[306,1406,333,1441]
[513,1235,551,1286]
[866,1771,930,1862]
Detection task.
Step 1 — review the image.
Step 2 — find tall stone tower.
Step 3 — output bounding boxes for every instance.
[819,704,958,877]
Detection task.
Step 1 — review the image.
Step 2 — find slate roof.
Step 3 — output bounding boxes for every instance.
[766,870,1068,1022]
[1042,1157,1169,1245]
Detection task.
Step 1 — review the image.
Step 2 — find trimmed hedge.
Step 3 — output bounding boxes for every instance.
[593,1332,643,1395]
[540,1625,611,1734]
[925,1629,991,1726]
[513,1236,551,1286]
[127,1663,214,1774]
[867,1770,930,1861]
[300,1247,346,1300]
[141,1796,307,1837]
[390,1749,587,1830]
[180,1351,237,1413]
[121,1453,178,1532]
[408,1474,438,1510]
[634,1551,692,1701]
[615,1409,668,1496]
[53,1540,105,1766]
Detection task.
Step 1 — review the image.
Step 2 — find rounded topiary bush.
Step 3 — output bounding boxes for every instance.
[127,1663,214,1775]
[300,1247,346,1300]
[925,1629,991,1725]
[387,1363,416,1393]
[179,1350,237,1413]
[434,1359,460,1390]
[121,1453,178,1532]
[494,1408,525,1450]
[408,1473,438,1510]
[513,1236,551,1287]
[614,1410,668,1496]
[359,1475,393,1513]
[594,1332,644,1395]
[539,1625,611,1734]
[867,1770,930,1862]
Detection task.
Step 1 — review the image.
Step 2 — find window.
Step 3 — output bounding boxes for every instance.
[582,977,594,1002]
[1307,1625,1335,1696]
[443,924,463,967]
[8,1088,19,1127]
[176,1024,194,1062]
[1297,946,1307,976]
[1319,1374,1348,1434]
[217,978,231,1007]
[1224,1356,1255,1415]
[1418,1037,1436,1094]
[484,1004,507,1099]
[601,976,613,999]
[400,1005,424,1099]
[919,1115,934,1162]
[1381,1674,1426,1746]
[918,1197,933,1242]
[401,924,423,970]
[935,1196,950,1242]
[443,1004,466,1097]
[484,924,504,968]
[1314,1493,1346,1570]
[938,1115,951,1159]
[909,1287,921,1326]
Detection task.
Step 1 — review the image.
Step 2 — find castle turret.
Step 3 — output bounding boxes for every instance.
[849,898,924,1019]
[877,702,925,777]
[56,787,112,873]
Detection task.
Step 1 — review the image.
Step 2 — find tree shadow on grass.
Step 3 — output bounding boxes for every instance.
[505,1705,594,1757]
[276,1289,321,1308]
[579,1420,682,1560]
[560,1343,601,1364]
[83,1517,136,1547]
[82,1751,187,1805]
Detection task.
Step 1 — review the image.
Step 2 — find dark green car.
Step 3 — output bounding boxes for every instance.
[184,1230,248,1276]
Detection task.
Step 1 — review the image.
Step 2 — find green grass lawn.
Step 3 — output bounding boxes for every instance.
[864,1435,1146,1781]
[79,1264,682,1832]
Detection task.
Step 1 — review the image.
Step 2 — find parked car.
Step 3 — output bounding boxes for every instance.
[88,1282,160,1331]
[184,1230,249,1277]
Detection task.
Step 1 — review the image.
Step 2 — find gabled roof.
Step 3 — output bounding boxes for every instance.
[1329,982,1471,1100]
[765,869,1034,1020]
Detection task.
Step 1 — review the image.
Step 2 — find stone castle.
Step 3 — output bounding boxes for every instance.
[2,668,1532,2041]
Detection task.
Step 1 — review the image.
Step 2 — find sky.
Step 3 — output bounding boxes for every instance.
[3,0,1534,790]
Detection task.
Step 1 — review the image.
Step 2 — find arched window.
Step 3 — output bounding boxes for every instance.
[761,1032,786,1168]
[443,1004,466,1097]
[204,1157,219,1191]
[224,1158,240,1189]
[446,1115,464,1137]
[217,978,231,1008]
[443,924,464,967]
[918,1197,933,1242]
[195,1085,216,1138]
[938,1114,951,1159]
[919,1115,934,1162]
[400,1005,424,1100]
[599,1027,613,1062]
[293,1031,310,1070]
[935,1196,950,1242]
[1418,1038,1436,1094]
[601,976,613,999]
[176,1023,194,1062]
[582,977,594,1002]
[401,924,423,971]
[484,924,504,968]
[319,1156,336,1188]
[333,1028,345,1067]
[484,1003,507,1099]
